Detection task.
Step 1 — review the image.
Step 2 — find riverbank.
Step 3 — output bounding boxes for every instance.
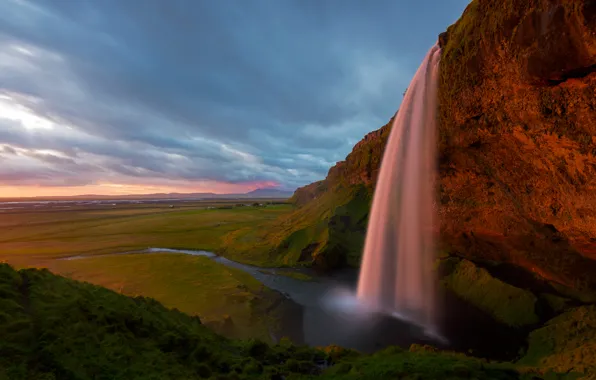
[4,262,592,379]
[57,247,527,359]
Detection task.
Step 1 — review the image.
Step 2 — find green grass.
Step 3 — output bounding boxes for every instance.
[305,346,524,380]
[0,203,292,267]
[0,263,326,379]
[220,185,372,270]
[0,202,294,343]
[258,270,314,282]
[442,259,539,327]
[518,306,596,377]
[47,253,280,341]
[0,263,560,379]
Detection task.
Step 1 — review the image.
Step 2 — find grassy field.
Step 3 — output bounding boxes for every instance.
[48,253,281,341]
[0,200,293,342]
[0,201,291,266]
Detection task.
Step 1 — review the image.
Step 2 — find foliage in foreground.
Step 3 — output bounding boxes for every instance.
[0,263,326,380]
[0,263,561,380]
[49,253,282,343]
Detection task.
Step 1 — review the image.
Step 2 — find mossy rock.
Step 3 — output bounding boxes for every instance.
[549,282,596,305]
[518,306,596,377]
[539,293,572,315]
[442,259,539,327]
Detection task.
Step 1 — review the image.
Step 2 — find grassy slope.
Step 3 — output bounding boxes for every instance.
[221,185,372,269]
[0,263,321,380]
[0,263,558,380]
[48,253,279,341]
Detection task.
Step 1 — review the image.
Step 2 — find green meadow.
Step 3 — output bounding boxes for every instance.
[0,201,293,341]
[0,201,291,265]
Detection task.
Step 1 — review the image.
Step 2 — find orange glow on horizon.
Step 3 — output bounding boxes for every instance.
[0,180,281,198]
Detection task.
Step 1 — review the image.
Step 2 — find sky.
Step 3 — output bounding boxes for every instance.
[0,0,470,197]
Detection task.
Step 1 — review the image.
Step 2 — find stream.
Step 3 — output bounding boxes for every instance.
[65,248,525,359]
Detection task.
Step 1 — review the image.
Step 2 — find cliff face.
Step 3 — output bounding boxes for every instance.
[291,122,392,206]
[283,0,596,295]
[437,0,596,294]
[273,121,392,269]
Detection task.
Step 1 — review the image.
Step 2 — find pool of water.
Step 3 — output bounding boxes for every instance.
[65,248,526,359]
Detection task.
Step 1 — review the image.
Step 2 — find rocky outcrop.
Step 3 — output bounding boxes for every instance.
[275,121,391,269]
[441,259,540,327]
[437,0,596,295]
[290,180,327,207]
[291,121,392,207]
[518,305,596,375]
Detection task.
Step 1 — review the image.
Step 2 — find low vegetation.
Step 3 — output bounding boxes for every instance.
[0,263,322,379]
[0,202,294,344]
[221,185,372,270]
[0,201,291,267]
[0,263,574,379]
[50,253,282,341]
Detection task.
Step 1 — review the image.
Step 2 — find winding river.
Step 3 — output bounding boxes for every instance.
[65,248,525,359]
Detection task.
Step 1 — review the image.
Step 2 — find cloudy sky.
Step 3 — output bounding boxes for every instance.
[0,0,469,197]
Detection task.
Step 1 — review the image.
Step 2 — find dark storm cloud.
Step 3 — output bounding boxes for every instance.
[0,0,469,190]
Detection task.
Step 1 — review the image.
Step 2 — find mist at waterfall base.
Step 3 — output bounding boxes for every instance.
[319,44,445,346]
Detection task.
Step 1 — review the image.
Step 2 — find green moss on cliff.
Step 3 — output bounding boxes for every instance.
[245,122,392,270]
[276,185,371,269]
[442,259,539,327]
[325,186,371,267]
[518,306,596,377]
[440,1,482,102]
[540,293,573,314]
[221,184,372,270]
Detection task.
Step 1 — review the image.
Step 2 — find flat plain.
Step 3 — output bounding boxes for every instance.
[0,199,292,341]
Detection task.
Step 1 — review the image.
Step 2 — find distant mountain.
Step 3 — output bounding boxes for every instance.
[245,188,294,198]
[0,188,294,202]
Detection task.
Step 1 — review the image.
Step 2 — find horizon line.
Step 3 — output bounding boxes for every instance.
[0,187,295,200]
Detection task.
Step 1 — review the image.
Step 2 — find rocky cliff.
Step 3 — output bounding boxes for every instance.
[291,122,391,206]
[282,0,596,297]
[267,121,392,269]
[437,0,596,297]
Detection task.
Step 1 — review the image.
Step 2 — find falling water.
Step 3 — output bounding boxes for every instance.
[356,43,441,336]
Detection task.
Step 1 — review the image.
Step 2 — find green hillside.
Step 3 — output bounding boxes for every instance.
[0,263,571,379]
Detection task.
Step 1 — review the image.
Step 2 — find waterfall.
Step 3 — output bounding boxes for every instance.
[356,43,441,335]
